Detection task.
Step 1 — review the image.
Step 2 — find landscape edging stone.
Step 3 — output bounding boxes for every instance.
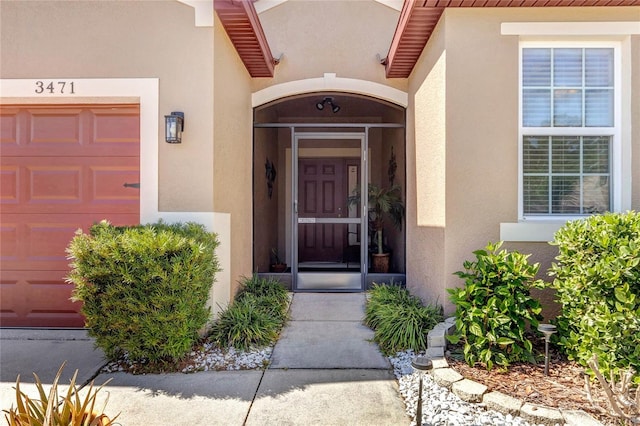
[424,319,603,426]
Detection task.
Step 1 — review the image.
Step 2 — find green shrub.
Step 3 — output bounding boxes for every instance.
[365,283,442,355]
[550,211,640,383]
[448,242,544,371]
[209,275,289,350]
[67,220,220,363]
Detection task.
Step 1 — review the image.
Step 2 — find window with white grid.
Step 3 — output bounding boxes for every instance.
[520,43,619,218]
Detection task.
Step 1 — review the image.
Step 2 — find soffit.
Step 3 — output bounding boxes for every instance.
[214,0,276,77]
[385,0,640,78]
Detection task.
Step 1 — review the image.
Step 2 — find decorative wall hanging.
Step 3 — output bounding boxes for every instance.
[265,157,277,199]
[388,146,397,186]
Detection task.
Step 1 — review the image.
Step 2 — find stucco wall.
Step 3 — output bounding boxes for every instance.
[214,13,254,296]
[409,7,639,316]
[253,0,407,93]
[406,13,448,309]
[0,0,214,213]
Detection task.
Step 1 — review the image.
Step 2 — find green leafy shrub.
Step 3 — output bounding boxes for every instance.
[365,283,442,355]
[448,242,544,371]
[67,220,220,363]
[209,275,289,350]
[550,211,640,383]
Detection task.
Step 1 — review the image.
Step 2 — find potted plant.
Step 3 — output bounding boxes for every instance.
[348,183,404,273]
[269,248,287,273]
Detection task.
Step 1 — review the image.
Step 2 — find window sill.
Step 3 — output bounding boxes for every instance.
[499,221,568,242]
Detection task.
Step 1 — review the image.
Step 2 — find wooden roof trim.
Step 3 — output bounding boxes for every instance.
[385,0,640,78]
[214,0,276,77]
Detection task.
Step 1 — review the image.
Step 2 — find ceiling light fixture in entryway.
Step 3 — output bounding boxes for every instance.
[315,97,340,113]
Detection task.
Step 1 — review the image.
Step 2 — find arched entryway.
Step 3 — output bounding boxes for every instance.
[253,92,406,291]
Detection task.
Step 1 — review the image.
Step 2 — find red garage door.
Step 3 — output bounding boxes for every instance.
[0,104,140,327]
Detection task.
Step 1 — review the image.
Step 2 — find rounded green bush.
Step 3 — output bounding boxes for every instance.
[67,221,220,363]
[550,211,640,383]
[448,242,544,371]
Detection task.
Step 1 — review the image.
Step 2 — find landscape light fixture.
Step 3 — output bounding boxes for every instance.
[411,356,433,426]
[538,323,557,376]
[315,97,340,113]
[165,111,184,144]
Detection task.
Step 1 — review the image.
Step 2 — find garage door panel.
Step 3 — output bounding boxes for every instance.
[1,270,84,327]
[30,109,82,146]
[1,105,140,157]
[0,109,19,147]
[0,165,19,204]
[91,166,140,202]
[1,213,140,271]
[30,166,83,203]
[1,157,139,214]
[93,109,140,151]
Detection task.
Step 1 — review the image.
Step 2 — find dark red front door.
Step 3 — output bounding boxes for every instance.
[298,158,346,263]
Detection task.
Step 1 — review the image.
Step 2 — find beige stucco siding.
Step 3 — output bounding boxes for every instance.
[0,0,214,213]
[409,7,640,315]
[406,15,448,310]
[253,0,407,93]
[213,14,254,296]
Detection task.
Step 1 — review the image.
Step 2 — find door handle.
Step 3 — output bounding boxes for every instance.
[123,182,140,188]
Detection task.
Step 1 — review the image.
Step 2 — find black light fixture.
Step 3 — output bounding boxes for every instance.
[165,111,184,144]
[315,97,340,113]
[411,356,433,426]
[538,323,557,376]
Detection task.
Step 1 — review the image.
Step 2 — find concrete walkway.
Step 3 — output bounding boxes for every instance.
[1,293,409,425]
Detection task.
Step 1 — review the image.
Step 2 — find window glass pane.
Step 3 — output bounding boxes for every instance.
[554,48,582,87]
[583,176,610,214]
[523,136,549,173]
[523,48,551,87]
[583,136,610,174]
[552,176,580,214]
[523,89,551,127]
[585,89,613,127]
[586,48,614,87]
[552,136,580,173]
[524,176,549,214]
[554,89,582,126]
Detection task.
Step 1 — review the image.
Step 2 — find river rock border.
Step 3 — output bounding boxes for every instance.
[426,318,603,426]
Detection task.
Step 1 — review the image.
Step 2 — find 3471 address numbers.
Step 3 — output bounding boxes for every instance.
[34,81,75,94]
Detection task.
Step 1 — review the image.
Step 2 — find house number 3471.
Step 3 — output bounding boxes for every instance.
[34,81,75,94]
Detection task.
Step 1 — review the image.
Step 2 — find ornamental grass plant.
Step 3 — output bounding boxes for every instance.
[209,275,289,351]
[365,283,443,355]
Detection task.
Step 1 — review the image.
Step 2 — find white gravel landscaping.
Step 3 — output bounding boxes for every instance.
[390,350,549,426]
[101,343,274,374]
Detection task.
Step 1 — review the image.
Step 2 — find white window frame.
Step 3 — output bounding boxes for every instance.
[519,40,622,222]
[499,22,636,242]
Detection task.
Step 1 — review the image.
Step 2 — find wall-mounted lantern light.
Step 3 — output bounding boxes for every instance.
[165,111,184,144]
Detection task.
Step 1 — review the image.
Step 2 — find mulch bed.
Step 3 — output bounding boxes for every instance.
[445,342,619,425]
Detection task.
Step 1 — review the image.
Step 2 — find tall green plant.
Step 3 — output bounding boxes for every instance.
[448,242,544,371]
[550,211,640,383]
[67,221,220,363]
[348,184,404,254]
